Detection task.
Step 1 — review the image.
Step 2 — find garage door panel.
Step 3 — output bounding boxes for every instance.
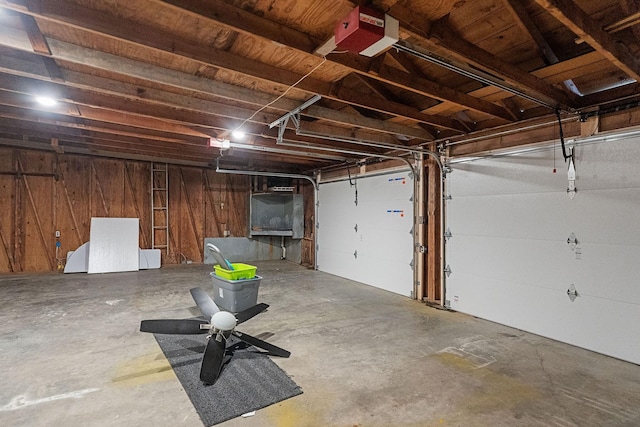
[318,171,413,297]
[447,138,640,364]
[448,271,640,365]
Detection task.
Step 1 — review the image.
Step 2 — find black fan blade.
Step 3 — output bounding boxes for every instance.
[235,303,269,325]
[233,331,290,358]
[140,319,208,334]
[190,287,220,319]
[200,336,226,384]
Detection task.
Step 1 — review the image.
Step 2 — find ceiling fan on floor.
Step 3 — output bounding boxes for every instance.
[140,287,290,385]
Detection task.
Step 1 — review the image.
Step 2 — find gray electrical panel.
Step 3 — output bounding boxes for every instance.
[250,193,303,238]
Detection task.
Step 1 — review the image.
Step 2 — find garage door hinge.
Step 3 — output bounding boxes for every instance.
[444,265,452,277]
[444,228,452,240]
[417,216,426,224]
[416,244,427,253]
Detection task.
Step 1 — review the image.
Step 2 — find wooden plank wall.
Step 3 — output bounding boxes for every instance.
[300,181,315,267]
[0,147,250,273]
[426,158,442,303]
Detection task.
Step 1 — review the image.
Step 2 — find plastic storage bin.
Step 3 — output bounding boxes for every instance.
[210,272,261,312]
[213,263,257,280]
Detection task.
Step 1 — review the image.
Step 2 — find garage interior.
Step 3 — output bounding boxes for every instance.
[1,0,639,425]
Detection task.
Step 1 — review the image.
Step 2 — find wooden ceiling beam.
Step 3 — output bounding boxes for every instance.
[3,0,457,132]
[154,0,512,120]
[17,12,64,82]
[332,84,464,131]
[0,49,425,148]
[0,108,334,167]
[503,0,559,65]
[0,75,211,139]
[502,0,582,97]
[0,122,214,159]
[0,71,407,153]
[0,30,431,141]
[0,136,217,168]
[426,19,575,109]
[0,107,207,146]
[620,1,640,43]
[387,3,575,109]
[533,0,640,82]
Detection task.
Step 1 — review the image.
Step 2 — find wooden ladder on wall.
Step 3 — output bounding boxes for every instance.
[151,163,169,256]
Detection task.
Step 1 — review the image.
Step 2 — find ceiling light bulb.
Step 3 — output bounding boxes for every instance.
[221,139,231,149]
[231,130,245,139]
[35,96,57,106]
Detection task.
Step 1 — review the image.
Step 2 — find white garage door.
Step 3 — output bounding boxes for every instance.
[318,170,414,297]
[446,137,640,364]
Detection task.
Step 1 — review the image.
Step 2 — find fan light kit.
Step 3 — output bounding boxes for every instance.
[212,311,237,331]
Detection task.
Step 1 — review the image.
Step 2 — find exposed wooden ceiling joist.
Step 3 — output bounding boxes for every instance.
[156,0,515,120]
[533,0,640,82]
[0,0,637,171]
[2,0,466,132]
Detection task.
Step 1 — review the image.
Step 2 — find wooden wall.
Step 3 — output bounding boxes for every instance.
[0,147,250,273]
[300,181,315,267]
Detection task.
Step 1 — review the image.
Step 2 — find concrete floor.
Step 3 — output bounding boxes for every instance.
[1,260,639,427]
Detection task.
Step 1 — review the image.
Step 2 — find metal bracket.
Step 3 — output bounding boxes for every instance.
[567,147,577,199]
[567,284,578,302]
[269,95,322,144]
[444,228,452,240]
[444,194,452,200]
[417,245,427,254]
[444,265,452,277]
[353,250,357,259]
[354,224,358,233]
[567,232,578,250]
[417,216,426,225]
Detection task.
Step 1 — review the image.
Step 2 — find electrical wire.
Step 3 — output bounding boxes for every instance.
[232,56,328,134]
[555,108,571,162]
[347,165,358,206]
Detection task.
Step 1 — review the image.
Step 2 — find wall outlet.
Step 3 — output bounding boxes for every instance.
[55,230,60,238]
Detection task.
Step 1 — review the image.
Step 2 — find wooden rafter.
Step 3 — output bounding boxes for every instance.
[0,33,434,147]
[502,0,582,96]
[533,0,640,82]
[0,56,419,148]
[18,13,64,81]
[3,0,462,133]
[426,19,575,109]
[387,2,576,109]
[153,0,513,120]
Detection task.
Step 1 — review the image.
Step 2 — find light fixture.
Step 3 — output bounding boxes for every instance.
[231,130,245,139]
[211,311,236,331]
[35,96,57,107]
[210,137,232,149]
